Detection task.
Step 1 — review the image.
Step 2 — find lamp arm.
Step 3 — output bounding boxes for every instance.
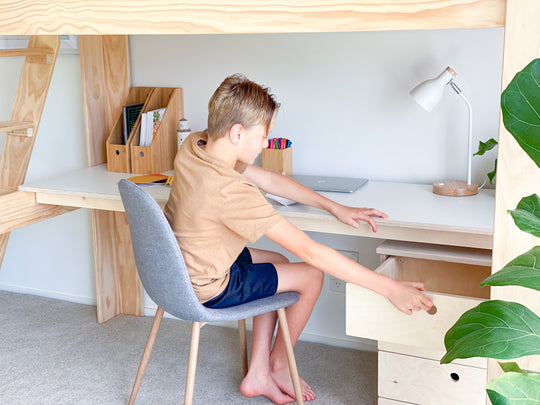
[449,81,473,185]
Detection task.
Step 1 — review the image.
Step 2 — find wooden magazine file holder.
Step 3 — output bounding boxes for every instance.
[106,87,183,174]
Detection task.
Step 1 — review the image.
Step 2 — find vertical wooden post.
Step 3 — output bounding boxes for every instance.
[490,0,540,378]
[79,35,143,323]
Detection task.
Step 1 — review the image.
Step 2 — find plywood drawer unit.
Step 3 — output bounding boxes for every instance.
[378,351,487,405]
[346,240,492,353]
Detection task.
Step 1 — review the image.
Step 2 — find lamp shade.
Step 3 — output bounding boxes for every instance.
[410,67,456,111]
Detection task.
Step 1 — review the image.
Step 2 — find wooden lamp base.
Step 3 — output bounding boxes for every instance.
[432,180,478,196]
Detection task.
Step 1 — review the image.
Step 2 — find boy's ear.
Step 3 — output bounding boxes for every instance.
[228,123,243,145]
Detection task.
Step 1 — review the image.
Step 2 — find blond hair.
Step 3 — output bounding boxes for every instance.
[207,74,280,140]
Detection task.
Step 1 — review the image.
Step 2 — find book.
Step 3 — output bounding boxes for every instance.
[122,103,144,144]
[140,107,166,147]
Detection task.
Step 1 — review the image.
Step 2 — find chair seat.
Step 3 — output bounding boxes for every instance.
[174,291,300,323]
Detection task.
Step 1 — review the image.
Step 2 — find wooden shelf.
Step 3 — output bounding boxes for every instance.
[0,120,34,137]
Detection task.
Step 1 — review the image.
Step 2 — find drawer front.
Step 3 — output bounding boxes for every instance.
[346,257,484,353]
[379,351,487,405]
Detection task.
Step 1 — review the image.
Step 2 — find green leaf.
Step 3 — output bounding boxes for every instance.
[486,372,540,404]
[499,362,527,374]
[508,194,540,238]
[488,158,497,184]
[501,58,540,168]
[441,300,540,364]
[480,246,540,291]
[474,138,498,156]
[486,389,511,405]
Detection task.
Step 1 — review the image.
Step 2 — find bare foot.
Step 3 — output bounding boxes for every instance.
[271,365,316,402]
[240,372,295,404]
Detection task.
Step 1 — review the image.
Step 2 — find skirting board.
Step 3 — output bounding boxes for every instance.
[0,283,97,307]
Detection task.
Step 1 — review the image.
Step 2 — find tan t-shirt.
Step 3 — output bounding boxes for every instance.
[163,132,283,303]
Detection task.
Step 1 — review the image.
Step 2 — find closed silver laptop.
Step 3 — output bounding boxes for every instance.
[292,175,368,193]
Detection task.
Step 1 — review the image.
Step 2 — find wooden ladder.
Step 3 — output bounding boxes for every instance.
[0,36,76,267]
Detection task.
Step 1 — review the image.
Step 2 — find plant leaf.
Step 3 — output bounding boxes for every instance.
[488,158,497,184]
[441,300,540,364]
[474,138,498,156]
[501,58,540,168]
[508,194,540,238]
[499,362,527,374]
[480,246,540,291]
[486,389,511,405]
[486,372,540,404]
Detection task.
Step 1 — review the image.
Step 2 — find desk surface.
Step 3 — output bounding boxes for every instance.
[20,164,494,249]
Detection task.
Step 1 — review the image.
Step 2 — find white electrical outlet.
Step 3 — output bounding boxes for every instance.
[329,250,359,293]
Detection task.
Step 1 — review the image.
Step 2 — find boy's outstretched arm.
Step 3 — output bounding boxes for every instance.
[265,218,433,315]
[243,164,388,232]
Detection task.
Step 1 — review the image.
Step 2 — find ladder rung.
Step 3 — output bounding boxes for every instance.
[0,48,54,63]
[0,121,34,137]
[0,48,53,57]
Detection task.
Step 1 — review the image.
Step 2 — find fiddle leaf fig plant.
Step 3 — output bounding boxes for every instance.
[441,58,540,404]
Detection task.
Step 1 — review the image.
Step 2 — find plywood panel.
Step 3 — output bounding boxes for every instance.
[0,191,76,234]
[0,0,506,35]
[0,36,60,269]
[79,35,142,323]
[490,0,540,379]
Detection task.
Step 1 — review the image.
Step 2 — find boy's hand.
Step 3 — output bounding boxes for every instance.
[386,280,434,315]
[332,205,388,232]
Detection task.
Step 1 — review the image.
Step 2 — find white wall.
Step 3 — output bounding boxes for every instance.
[0,29,503,350]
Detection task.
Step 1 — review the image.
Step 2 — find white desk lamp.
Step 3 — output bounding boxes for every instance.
[410,66,478,196]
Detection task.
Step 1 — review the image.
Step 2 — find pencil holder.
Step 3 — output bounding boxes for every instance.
[262,147,292,176]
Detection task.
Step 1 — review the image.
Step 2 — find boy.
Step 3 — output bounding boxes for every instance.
[164,74,433,404]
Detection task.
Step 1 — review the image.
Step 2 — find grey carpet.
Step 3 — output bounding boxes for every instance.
[0,291,376,404]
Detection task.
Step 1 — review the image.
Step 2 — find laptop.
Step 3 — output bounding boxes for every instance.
[292,175,368,193]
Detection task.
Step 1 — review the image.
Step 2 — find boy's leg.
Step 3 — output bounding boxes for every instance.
[239,310,295,404]
[240,248,296,403]
[271,262,323,400]
[243,248,323,401]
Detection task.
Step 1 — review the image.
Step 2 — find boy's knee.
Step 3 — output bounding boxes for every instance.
[275,253,290,264]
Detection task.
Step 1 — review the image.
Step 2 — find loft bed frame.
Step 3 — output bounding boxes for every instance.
[1,0,539,380]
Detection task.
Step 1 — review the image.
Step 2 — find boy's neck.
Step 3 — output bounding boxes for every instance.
[203,136,238,168]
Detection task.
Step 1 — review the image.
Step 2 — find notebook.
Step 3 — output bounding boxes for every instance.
[292,175,368,193]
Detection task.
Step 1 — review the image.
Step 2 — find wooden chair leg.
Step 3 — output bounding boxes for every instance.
[128,306,165,405]
[238,319,249,377]
[277,307,304,405]
[184,321,203,405]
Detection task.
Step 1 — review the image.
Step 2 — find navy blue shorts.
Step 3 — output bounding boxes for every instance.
[203,247,278,308]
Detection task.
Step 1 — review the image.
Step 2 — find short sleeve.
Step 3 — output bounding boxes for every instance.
[221,181,282,243]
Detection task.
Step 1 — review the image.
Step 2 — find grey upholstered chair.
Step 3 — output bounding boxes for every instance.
[118,179,303,405]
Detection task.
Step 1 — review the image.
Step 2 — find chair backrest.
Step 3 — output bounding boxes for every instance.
[118,179,210,321]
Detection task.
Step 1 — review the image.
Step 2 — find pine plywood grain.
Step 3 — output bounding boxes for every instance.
[0,36,60,269]
[91,210,143,323]
[378,351,487,404]
[79,35,142,323]
[0,0,506,35]
[346,256,487,352]
[490,0,540,379]
[0,36,59,190]
[0,191,76,234]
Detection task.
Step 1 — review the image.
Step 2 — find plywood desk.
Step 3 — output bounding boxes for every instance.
[20,163,494,322]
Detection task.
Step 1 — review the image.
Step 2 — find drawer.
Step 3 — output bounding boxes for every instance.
[378,351,487,405]
[346,251,490,352]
